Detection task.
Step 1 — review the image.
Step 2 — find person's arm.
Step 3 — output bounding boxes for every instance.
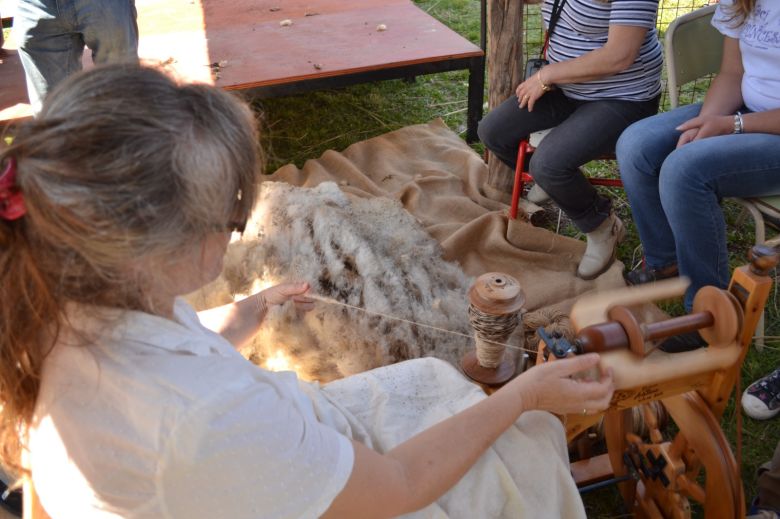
[676,36,744,145]
[197,282,312,348]
[518,24,649,111]
[740,109,780,135]
[322,354,614,518]
[674,35,780,144]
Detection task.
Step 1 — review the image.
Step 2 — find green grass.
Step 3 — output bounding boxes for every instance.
[254,1,780,516]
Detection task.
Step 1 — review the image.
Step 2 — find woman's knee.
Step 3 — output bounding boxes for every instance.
[477,110,512,153]
[476,116,495,149]
[657,149,712,212]
[616,121,643,164]
[477,97,526,155]
[527,144,575,183]
[616,118,662,175]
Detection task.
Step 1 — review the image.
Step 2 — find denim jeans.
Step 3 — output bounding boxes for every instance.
[13,0,138,112]
[477,90,659,232]
[617,103,780,311]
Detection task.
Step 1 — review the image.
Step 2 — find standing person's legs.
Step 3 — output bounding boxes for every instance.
[14,0,83,112]
[75,0,138,65]
[531,96,659,233]
[618,104,702,275]
[477,90,578,171]
[756,439,780,513]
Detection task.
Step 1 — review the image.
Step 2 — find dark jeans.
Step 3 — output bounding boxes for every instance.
[477,90,659,232]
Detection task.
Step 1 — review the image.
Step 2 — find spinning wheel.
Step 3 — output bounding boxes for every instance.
[535,246,779,519]
[605,393,742,518]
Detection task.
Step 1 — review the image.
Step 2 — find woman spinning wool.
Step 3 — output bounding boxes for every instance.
[478,0,662,280]
[0,65,614,518]
[617,0,780,352]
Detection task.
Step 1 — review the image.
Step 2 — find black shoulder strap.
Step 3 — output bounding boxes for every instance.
[541,0,568,59]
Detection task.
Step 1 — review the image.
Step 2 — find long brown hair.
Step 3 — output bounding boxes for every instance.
[724,0,756,27]
[0,64,261,473]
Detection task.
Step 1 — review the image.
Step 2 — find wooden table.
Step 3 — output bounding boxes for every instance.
[1,0,485,140]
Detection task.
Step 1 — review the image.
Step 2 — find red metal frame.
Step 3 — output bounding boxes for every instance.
[508,140,624,220]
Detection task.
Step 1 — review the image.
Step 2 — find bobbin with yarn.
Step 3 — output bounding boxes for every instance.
[461,272,525,386]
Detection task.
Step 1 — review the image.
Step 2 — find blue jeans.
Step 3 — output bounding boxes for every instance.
[13,0,138,112]
[617,103,780,311]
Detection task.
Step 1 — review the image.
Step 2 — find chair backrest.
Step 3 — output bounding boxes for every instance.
[664,4,724,108]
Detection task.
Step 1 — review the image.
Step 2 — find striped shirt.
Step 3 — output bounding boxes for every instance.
[542,0,663,101]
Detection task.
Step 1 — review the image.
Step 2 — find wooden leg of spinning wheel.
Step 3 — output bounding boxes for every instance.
[603,409,637,510]
[663,392,744,519]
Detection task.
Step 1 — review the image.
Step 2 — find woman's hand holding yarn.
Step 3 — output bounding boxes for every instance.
[509,353,615,416]
[254,282,314,319]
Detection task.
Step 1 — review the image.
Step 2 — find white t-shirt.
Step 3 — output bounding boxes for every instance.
[29,299,354,518]
[713,0,780,112]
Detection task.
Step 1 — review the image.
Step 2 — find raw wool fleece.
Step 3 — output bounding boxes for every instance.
[190,181,497,382]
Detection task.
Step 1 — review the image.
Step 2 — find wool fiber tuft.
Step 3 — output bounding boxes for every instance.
[191,182,477,381]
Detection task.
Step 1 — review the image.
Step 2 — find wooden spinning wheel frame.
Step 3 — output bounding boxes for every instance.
[537,247,778,518]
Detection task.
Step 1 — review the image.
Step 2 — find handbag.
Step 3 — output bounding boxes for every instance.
[524,0,567,79]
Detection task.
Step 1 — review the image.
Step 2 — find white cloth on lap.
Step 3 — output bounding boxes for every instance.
[313,358,586,519]
[31,299,584,518]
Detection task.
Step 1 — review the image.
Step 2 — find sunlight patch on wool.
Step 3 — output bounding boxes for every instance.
[262,348,301,373]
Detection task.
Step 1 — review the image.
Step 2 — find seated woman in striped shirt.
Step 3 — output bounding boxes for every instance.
[478,0,662,280]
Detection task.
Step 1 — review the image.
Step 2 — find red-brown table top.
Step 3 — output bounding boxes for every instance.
[1,0,481,121]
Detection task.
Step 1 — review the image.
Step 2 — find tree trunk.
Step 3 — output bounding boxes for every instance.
[484,0,525,201]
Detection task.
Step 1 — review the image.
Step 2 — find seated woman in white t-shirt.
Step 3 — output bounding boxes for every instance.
[617,0,780,353]
[0,64,614,518]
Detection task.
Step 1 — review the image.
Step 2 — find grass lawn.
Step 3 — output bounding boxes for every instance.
[254,1,780,517]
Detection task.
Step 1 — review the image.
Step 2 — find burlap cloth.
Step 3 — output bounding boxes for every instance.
[269,119,626,318]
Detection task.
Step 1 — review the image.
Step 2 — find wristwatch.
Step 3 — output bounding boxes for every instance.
[733,111,744,134]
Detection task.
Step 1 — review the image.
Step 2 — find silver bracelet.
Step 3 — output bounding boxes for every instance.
[733,111,744,134]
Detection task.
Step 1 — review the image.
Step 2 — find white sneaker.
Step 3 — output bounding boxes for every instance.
[527,184,551,204]
[577,213,625,280]
[742,367,780,420]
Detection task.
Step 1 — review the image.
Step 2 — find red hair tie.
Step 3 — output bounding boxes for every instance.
[0,157,26,221]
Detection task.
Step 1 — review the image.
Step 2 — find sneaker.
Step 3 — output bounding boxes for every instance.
[527,184,551,204]
[658,330,707,353]
[742,367,780,420]
[624,264,679,286]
